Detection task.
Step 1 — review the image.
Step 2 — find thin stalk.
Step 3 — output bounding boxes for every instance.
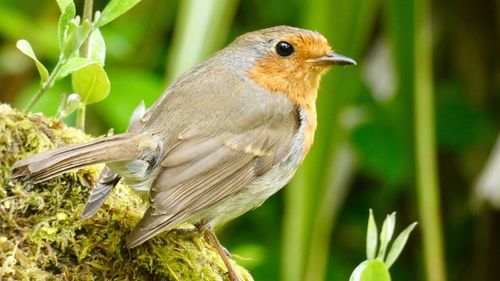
[80,0,94,57]
[76,104,85,131]
[304,142,355,281]
[166,0,237,82]
[413,0,447,280]
[282,171,308,281]
[23,60,64,113]
[76,0,94,131]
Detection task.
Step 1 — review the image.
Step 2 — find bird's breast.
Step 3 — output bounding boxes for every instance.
[302,105,317,157]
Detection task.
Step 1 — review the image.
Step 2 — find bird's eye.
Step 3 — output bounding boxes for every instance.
[275,41,294,57]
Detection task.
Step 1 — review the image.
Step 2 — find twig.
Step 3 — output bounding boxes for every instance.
[23,60,64,113]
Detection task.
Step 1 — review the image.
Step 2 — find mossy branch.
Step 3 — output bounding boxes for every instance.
[0,104,252,281]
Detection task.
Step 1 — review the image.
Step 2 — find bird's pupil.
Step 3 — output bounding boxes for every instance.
[276,41,294,57]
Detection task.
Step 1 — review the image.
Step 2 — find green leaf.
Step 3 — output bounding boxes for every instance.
[377,212,396,260]
[87,28,106,63]
[58,13,70,49]
[350,261,369,281]
[62,20,92,60]
[366,209,378,259]
[55,0,75,14]
[350,260,391,281]
[57,57,100,80]
[58,3,76,49]
[98,0,142,27]
[385,222,418,268]
[72,64,110,105]
[16,39,49,85]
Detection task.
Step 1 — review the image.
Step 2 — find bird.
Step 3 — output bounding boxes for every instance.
[12,25,355,281]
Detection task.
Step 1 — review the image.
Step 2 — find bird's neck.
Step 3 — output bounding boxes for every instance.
[289,74,319,158]
[247,66,320,158]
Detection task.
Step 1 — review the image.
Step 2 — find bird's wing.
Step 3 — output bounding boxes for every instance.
[127,114,297,247]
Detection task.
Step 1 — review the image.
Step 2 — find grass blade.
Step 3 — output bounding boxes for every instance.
[413,0,447,279]
[166,0,237,82]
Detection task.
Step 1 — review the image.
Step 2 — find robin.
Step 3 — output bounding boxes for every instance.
[12,25,355,280]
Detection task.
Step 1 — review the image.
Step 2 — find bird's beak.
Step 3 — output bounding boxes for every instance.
[308,51,356,66]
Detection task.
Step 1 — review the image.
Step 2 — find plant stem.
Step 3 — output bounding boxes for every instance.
[76,104,85,131]
[77,0,93,131]
[304,142,355,281]
[166,0,237,82]
[80,0,94,58]
[23,60,64,113]
[282,171,308,281]
[414,0,447,280]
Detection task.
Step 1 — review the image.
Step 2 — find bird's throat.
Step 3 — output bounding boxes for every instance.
[247,62,320,158]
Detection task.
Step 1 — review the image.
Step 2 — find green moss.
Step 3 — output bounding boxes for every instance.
[0,104,253,281]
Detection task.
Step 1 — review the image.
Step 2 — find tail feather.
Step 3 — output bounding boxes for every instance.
[80,166,121,219]
[12,133,151,182]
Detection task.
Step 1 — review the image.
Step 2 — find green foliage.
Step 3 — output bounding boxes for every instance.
[98,0,142,27]
[55,0,75,13]
[57,1,76,49]
[71,63,110,105]
[57,57,100,80]
[377,212,396,260]
[87,29,106,63]
[61,19,92,59]
[350,260,391,281]
[366,209,378,259]
[18,0,142,123]
[16,40,49,85]
[350,211,417,281]
[385,222,418,268]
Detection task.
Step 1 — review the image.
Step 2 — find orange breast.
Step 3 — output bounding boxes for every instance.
[302,105,317,158]
[247,56,321,161]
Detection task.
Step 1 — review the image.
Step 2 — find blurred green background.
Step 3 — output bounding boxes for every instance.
[1,0,499,280]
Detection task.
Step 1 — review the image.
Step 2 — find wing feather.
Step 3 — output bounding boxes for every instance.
[127,110,298,247]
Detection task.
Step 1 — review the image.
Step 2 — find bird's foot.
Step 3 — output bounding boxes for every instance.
[168,226,199,239]
[201,228,242,281]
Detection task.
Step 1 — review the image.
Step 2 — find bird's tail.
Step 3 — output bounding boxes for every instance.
[12,133,152,182]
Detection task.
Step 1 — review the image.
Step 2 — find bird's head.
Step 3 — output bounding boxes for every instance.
[228,26,356,108]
